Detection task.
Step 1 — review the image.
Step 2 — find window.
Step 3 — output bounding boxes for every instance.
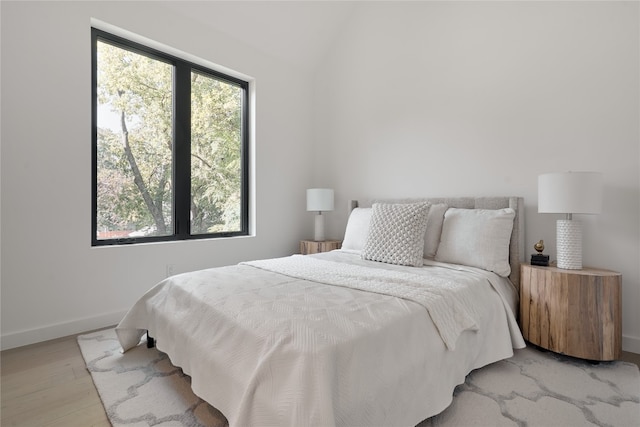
[91,28,249,246]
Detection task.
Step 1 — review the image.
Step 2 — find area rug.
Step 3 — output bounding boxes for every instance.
[78,328,640,427]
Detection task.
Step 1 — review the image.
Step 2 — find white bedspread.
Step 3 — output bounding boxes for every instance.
[116,251,524,427]
[243,255,481,350]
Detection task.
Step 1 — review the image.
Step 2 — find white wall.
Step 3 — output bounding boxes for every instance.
[314,2,640,352]
[1,1,315,348]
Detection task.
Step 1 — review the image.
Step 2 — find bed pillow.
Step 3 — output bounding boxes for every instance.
[362,202,430,267]
[341,207,372,251]
[435,207,515,277]
[423,203,448,259]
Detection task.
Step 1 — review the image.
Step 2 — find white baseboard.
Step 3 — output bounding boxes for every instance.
[1,309,127,351]
[623,334,640,355]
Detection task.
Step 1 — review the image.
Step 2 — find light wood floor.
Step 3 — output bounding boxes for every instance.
[1,331,110,427]
[2,330,640,427]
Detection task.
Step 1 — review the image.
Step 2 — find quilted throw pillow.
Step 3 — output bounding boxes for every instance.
[362,202,430,267]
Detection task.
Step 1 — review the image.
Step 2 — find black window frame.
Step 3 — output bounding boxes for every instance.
[91,28,250,246]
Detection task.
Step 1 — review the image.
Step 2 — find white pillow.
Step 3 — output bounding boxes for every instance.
[423,203,448,259]
[435,208,515,277]
[362,202,430,267]
[342,208,372,251]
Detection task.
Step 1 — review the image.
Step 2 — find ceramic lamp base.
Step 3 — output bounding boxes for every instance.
[557,219,582,269]
[314,212,325,241]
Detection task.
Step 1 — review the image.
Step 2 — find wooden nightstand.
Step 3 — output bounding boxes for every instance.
[300,240,342,255]
[519,263,622,361]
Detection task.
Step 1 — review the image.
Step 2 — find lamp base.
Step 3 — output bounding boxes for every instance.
[314,212,326,241]
[557,219,582,269]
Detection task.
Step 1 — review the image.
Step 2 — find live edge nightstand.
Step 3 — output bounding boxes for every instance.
[300,240,342,255]
[519,263,622,361]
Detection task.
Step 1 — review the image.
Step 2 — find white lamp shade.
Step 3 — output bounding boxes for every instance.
[307,188,334,212]
[538,172,603,214]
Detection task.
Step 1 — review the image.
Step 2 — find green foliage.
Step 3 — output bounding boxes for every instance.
[190,70,242,234]
[96,40,243,238]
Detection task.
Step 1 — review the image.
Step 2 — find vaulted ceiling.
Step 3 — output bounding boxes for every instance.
[160,1,358,72]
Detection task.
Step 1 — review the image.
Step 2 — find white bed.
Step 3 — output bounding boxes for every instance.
[116,196,526,427]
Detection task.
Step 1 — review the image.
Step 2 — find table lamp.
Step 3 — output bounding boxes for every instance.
[538,171,603,270]
[307,188,334,241]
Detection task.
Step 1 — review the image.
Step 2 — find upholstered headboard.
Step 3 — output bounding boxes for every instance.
[357,197,525,288]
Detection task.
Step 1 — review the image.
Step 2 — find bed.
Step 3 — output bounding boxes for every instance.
[116,196,526,427]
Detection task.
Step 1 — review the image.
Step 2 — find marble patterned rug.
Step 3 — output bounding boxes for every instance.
[78,328,640,427]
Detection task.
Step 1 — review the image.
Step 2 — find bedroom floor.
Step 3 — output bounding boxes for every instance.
[2,330,639,427]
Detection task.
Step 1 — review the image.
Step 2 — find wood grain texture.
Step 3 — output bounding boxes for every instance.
[1,331,110,426]
[299,240,342,255]
[520,263,622,361]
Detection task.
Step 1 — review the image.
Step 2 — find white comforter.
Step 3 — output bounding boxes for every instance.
[116,250,525,427]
